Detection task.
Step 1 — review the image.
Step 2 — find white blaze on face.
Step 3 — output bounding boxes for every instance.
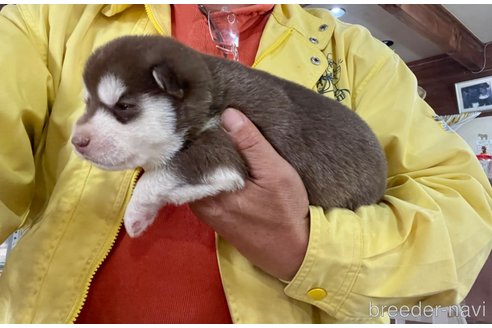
[72,94,184,171]
[97,73,126,107]
[131,95,185,169]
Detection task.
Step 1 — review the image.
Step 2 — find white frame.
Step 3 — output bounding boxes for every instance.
[455,76,492,113]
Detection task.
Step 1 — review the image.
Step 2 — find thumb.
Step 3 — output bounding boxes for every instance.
[221,108,282,179]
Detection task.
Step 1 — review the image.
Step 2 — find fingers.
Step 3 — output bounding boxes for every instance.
[221,108,285,179]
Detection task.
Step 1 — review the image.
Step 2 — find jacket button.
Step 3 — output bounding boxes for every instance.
[309,37,319,44]
[311,56,321,65]
[307,288,327,300]
[319,24,329,32]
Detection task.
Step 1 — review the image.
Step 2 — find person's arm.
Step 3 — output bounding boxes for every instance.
[193,31,492,321]
[282,45,492,319]
[0,5,52,243]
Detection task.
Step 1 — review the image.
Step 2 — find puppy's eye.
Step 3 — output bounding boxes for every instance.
[116,103,134,111]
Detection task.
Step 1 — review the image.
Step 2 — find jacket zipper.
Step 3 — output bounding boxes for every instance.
[144,4,165,35]
[69,168,142,323]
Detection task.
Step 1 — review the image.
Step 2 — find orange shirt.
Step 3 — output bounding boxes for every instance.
[76,4,273,323]
[172,4,274,66]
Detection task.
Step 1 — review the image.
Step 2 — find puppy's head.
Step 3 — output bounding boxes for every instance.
[71,36,213,170]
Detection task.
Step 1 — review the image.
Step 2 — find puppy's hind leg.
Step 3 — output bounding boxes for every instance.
[165,166,245,205]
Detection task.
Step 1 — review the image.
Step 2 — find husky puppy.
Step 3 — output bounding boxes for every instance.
[72,36,387,237]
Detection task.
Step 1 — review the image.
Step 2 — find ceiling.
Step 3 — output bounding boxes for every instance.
[307,4,492,63]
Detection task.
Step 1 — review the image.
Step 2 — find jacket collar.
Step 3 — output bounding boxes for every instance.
[101,4,335,46]
[253,5,335,89]
[271,4,333,50]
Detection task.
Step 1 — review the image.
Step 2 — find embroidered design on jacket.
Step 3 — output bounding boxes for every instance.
[317,54,350,102]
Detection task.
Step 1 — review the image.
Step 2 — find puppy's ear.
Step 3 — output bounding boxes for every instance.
[152,64,184,99]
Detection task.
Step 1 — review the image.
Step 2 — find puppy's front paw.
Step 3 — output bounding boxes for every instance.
[123,208,157,238]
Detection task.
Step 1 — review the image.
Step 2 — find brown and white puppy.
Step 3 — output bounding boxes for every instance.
[72,36,387,237]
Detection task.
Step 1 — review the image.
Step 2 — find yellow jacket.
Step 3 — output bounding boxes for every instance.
[0,4,491,324]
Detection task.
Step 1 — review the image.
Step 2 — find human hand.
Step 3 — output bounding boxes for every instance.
[190,108,310,281]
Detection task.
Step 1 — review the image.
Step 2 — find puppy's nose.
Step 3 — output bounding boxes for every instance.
[71,135,91,149]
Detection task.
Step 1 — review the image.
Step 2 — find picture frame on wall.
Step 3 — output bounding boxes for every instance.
[455,76,492,113]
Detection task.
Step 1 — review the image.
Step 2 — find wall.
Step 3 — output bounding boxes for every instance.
[408,54,492,117]
[408,53,492,156]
